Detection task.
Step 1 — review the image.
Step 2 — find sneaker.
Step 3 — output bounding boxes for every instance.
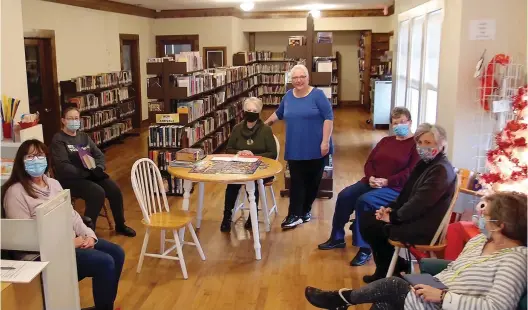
[349,248,372,266]
[318,238,346,250]
[281,215,303,229]
[115,225,136,237]
[302,212,311,223]
[305,287,351,309]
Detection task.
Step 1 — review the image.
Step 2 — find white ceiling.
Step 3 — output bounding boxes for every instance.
[113,0,394,11]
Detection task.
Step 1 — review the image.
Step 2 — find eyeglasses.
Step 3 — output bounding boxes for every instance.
[291,76,307,81]
[25,154,46,161]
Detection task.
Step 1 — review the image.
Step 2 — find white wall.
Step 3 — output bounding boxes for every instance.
[1,0,30,120]
[242,16,393,33]
[21,0,155,121]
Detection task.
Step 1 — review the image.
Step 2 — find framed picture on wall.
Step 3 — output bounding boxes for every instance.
[203,46,227,69]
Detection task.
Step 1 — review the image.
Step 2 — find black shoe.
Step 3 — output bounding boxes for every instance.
[116,225,136,237]
[244,216,253,230]
[220,214,232,232]
[362,273,384,284]
[305,286,351,309]
[349,248,372,266]
[318,238,346,250]
[302,212,312,223]
[281,215,303,229]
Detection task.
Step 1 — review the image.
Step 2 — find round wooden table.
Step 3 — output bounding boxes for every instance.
[168,156,283,260]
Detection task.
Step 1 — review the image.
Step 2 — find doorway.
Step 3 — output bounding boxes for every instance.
[119,34,142,131]
[24,38,60,144]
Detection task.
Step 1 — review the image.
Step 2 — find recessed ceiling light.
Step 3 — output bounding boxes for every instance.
[309,9,321,18]
[240,2,255,11]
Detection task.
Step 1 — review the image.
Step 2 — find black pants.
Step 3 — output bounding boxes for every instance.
[224,177,273,213]
[344,276,411,310]
[288,157,326,217]
[360,211,406,276]
[60,178,126,229]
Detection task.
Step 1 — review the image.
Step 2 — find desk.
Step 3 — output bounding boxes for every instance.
[1,275,44,310]
[168,156,283,260]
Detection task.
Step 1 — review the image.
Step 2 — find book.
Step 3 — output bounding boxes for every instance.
[1,158,14,175]
[176,148,205,162]
[77,147,96,169]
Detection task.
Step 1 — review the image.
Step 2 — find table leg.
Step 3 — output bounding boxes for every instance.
[257,179,271,232]
[182,179,192,211]
[245,181,262,260]
[196,182,205,229]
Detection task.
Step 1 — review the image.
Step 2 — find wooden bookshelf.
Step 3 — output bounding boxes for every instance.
[59,71,136,150]
[146,60,256,196]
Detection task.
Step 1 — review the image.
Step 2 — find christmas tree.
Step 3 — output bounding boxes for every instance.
[481,85,528,193]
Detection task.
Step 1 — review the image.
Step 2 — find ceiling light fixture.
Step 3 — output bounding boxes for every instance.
[309,9,321,18]
[240,2,255,11]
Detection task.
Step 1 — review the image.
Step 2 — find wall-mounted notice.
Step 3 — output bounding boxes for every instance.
[469,20,496,40]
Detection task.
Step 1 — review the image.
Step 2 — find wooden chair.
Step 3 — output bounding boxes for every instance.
[71,197,113,230]
[385,176,461,277]
[131,158,205,279]
[232,134,280,232]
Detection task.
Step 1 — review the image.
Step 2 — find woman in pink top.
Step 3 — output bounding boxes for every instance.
[2,139,124,310]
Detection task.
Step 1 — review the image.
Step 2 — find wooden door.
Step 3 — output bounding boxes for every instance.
[119,34,142,130]
[24,38,60,144]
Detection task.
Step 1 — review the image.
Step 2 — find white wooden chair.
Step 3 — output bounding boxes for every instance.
[232,135,280,232]
[131,158,205,279]
[386,176,460,277]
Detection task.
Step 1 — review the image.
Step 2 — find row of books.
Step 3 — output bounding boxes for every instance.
[332,85,338,94]
[90,121,131,146]
[119,101,135,118]
[258,63,293,73]
[81,109,118,131]
[176,93,224,123]
[147,52,203,73]
[148,101,243,149]
[260,74,285,84]
[171,73,216,96]
[237,51,288,63]
[71,71,131,92]
[259,95,282,105]
[257,85,286,95]
[68,88,121,112]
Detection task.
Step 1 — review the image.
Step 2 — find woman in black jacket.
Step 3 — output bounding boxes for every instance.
[359,123,456,283]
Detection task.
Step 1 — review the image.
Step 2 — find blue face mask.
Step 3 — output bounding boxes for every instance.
[24,157,48,177]
[66,120,81,131]
[393,124,409,137]
[417,146,439,163]
[476,215,498,239]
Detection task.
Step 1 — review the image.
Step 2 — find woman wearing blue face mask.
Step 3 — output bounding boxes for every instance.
[50,105,135,237]
[305,191,526,310]
[2,140,125,310]
[318,107,419,267]
[357,123,457,283]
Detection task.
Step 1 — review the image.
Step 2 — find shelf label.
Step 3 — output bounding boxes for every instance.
[156,113,180,124]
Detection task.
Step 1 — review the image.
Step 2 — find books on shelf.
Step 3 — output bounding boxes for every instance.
[236,51,289,63]
[90,123,125,146]
[288,36,307,46]
[68,94,99,112]
[257,85,285,96]
[80,108,118,131]
[174,52,203,72]
[259,73,285,85]
[258,63,293,73]
[317,32,333,44]
[172,72,214,96]
[70,71,131,92]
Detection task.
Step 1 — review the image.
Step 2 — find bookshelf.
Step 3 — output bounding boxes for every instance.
[59,71,136,149]
[146,59,256,196]
[358,31,392,110]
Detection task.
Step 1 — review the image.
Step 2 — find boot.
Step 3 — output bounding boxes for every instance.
[220,210,232,232]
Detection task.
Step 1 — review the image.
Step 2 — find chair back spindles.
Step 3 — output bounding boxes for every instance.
[131,159,170,224]
[430,176,461,246]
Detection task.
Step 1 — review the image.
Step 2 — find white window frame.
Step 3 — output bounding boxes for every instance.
[394,0,444,129]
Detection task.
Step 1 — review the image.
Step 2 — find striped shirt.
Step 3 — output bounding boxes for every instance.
[404,234,527,310]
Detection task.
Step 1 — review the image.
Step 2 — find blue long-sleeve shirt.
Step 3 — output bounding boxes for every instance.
[275,88,334,161]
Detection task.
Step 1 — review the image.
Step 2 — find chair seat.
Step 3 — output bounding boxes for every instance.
[264,180,274,187]
[142,211,196,229]
[388,239,447,252]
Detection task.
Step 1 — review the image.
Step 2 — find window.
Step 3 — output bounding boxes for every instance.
[394,1,444,131]
[156,35,199,57]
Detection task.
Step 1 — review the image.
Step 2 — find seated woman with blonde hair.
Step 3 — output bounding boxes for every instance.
[305,191,527,310]
[2,139,124,310]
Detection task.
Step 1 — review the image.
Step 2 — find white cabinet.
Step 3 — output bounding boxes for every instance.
[372,80,393,127]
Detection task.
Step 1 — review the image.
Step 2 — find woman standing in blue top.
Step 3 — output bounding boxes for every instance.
[265,64,334,230]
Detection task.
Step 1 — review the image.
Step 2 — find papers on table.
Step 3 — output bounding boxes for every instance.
[211,156,259,163]
[1,260,48,283]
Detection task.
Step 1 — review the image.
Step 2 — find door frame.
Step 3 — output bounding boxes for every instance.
[119,33,142,129]
[24,31,61,145]
[155,35,199,57]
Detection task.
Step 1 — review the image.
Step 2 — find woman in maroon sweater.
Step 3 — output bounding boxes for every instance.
[318,107,420,266]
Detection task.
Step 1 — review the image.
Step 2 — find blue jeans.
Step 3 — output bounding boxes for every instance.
[76,238,125,310]
[330,181,399,248]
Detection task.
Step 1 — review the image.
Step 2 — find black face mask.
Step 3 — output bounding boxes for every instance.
[244,111,260,122]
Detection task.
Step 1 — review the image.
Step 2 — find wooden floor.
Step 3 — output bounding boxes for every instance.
[77,106,387,310]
